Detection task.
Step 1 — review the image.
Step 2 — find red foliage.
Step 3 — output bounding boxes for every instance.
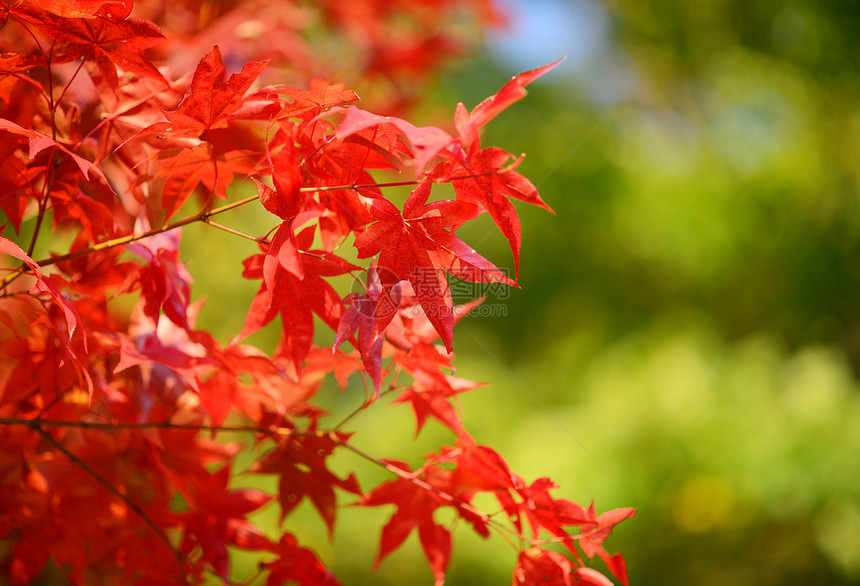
[0,0,634,584]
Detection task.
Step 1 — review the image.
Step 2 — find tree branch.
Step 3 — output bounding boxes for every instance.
[0,416,525,549]
[1,170,509,291]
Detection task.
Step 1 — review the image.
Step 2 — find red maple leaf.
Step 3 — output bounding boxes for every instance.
[446,142,554,277]
[142,45,269,139]
[455,58,564,148]
[359,465,452,586]
[335,107,454,173]
[513,548,574,586]
[120,226,193,330]
[578,504,636,586]
[0,54,44,104]
[511,477,593,544]
[512,549,617,586]
[251,432,361,538]
[334,265,404,391]
[261,533,342,586]
[383,291,484,351]
[112,327,204,397]
[392,342,484,433]
[303,347,364,391]
[260,140,304,221]
[353,184,515,352]
[0,235,80,347]
[276,77,359,120]
[56,235,141,297]
[17,5,166,93]
[25,0,131,19]
[393,373,479,434]
[503,489,634,586]
[0,118,107,183]
[149,142,261,220]
[237,225,358,377]
[444,436,518,498]
[48,178,119,242]
[0,143,38,231]
[573,567,618,586]
[181,465,272,578]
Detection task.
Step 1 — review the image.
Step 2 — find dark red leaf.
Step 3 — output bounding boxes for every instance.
[251,433,361,538]
[262,533,341,586]
[18,5,166,92]
[512,548,573,586]
[334,266,403,391]
[360,474,452,586]
[123,229,193,330]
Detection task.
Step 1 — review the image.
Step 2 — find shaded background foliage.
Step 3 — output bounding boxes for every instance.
[139,0,860,584]
[435,0,860,584]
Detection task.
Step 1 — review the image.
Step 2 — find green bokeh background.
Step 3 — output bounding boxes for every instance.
[179,1,860,584]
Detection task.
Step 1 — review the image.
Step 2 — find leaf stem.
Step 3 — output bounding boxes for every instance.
[52,56,88,113]
[202,219,264,242]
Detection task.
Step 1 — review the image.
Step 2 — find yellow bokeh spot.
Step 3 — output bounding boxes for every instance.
[673,475,735,533]
[63,387,89,406]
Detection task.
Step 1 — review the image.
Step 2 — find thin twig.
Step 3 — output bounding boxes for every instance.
[332,384,400,431]
[6,417,248,583]
[25,148,58,257]
[1,169,517,291]
[27,422,194,583]
[0,416,527,547]
[0,193,262,291]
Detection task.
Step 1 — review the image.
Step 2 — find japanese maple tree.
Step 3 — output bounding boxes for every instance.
[0,0,634,584]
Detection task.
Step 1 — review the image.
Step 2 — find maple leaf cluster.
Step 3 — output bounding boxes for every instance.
[0,0,634,584]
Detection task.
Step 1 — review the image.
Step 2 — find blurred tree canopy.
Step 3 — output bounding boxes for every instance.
[449,0,860,372]
[599,0,860,364]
